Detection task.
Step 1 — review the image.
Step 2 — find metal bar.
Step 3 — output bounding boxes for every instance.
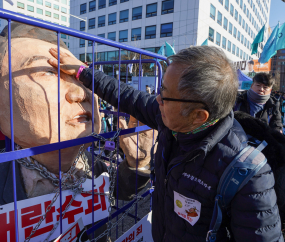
[0,9,168,62]
[57,31,63,235]
[116,48,121,239]
[86,189,153,235]
[99,109,129,117]
[0,126,152,163]
[8,19,19,242]
[111,206,141,221]
[91,40,95,239]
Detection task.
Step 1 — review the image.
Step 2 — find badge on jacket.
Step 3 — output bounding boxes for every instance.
[174,191,201,226]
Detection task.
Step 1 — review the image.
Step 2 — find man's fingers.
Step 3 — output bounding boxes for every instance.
[48,58,58,68]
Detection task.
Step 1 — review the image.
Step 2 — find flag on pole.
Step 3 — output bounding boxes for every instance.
[128,56,136,74]
[201,39,208,46]
[150,44,165,69]
[251,24,266,55]
[165,41,176,57]
[274,22,285,53]
[259,23,280,64]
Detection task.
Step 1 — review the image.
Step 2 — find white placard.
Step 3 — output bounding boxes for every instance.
[173,191,201,226]
[0,173,110,242]
[115,211,153,242]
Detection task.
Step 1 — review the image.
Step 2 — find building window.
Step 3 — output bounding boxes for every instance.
[37,8,43,14]
[234,10,238,21]
[229,22,232,34]
[80,20,86,30]
[80,3,86,14]
[240,49,243,59]
[219,0,223,5]
[45,1,51,7]
[162,0,174,14]
[216,32,221,46]
[54,13,59,19]
[237,31,240,41]
[97,33,105,45]
[54,4,59,10]
[27,5,34,12]
[119,30,128,42]
[161,23,173,37]
[146,3,157,17]
[210,4,216,20]
[88,41,93,47]
[223,17,228,30]
[79,39,85,47]
[239,15,242,25]
[99,0,106,9]
[79,54,85,62]
[98,15,105,27]
[131,27,141,41]
[109,0,117,6]
[61,33,67,39]
[89,18,95,29]
[108,12,116,25]
[217,11,222,25]
[37,0,43,5]
[145,25,156,39]
[242,19,245,29]
[225,0,229,10]
[233,27,237,38]
[120,0,128,2]
[232,44,236,54]
[132,6,142,20]
[222,37,226,49]
[61,0,67,4]
[17,2,25,9]
[45,10,51,16]
[227,40,231,52]
[120,9,128,22]
[28,0,34,2]
[61,16,66,21]
[208,27,214,42]
[108,32,116,41]
[230,4,234,16]
[61,7,67,13]
[89,1,96,11]
[241,34,244,44]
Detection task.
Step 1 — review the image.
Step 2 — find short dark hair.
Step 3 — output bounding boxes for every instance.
[253,72,275,87]
[168,46,238,121]
[248,60,254,65]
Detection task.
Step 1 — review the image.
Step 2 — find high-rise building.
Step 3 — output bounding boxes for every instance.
[69,0,271,64]
[0,0,71,47]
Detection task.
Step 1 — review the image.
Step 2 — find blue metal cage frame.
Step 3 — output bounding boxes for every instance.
[0,8,168,241]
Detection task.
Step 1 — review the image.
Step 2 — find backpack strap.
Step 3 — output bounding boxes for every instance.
[206,140,268,242]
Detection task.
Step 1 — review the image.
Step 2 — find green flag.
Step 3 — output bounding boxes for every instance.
[275,22,285,52]
[201,39,208,46]
[165,41,176,57]
[251,24,265,55]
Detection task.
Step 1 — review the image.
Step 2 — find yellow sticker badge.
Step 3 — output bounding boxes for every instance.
[176,200,183,208]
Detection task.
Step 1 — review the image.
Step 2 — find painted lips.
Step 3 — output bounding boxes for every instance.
[66,111,92,125]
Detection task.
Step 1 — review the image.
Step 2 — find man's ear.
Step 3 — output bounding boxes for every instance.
[192,109,210,125]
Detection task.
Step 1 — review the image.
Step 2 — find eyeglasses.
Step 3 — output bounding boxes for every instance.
[159,86,210,112]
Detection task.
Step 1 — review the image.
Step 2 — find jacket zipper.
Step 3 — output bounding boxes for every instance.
[164,153,200,186]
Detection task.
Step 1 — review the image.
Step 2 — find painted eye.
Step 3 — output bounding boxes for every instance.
[45,71,56,76]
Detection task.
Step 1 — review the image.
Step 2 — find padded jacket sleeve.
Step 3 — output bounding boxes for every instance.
[230,163,283,242]
[79,68,160,130]
[269,105,283,132]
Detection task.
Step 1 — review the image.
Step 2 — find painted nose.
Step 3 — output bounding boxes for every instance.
[66,85,86,103]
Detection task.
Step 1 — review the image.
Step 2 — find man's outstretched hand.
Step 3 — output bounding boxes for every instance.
[48,48,86,76]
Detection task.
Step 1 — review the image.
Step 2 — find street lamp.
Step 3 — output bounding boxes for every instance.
[68,13,87,62]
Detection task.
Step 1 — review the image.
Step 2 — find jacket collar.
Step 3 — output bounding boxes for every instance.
[3,161,27,204]
[155,111,235,159]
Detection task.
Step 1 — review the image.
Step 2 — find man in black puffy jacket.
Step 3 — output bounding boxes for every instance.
[48,46,283,241]
[234,73,283,133]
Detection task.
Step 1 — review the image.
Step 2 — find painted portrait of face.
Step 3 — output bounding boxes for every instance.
[0,23,100,171]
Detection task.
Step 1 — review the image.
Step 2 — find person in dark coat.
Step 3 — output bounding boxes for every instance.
[48,46,283,242]
[234,73,283,132]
